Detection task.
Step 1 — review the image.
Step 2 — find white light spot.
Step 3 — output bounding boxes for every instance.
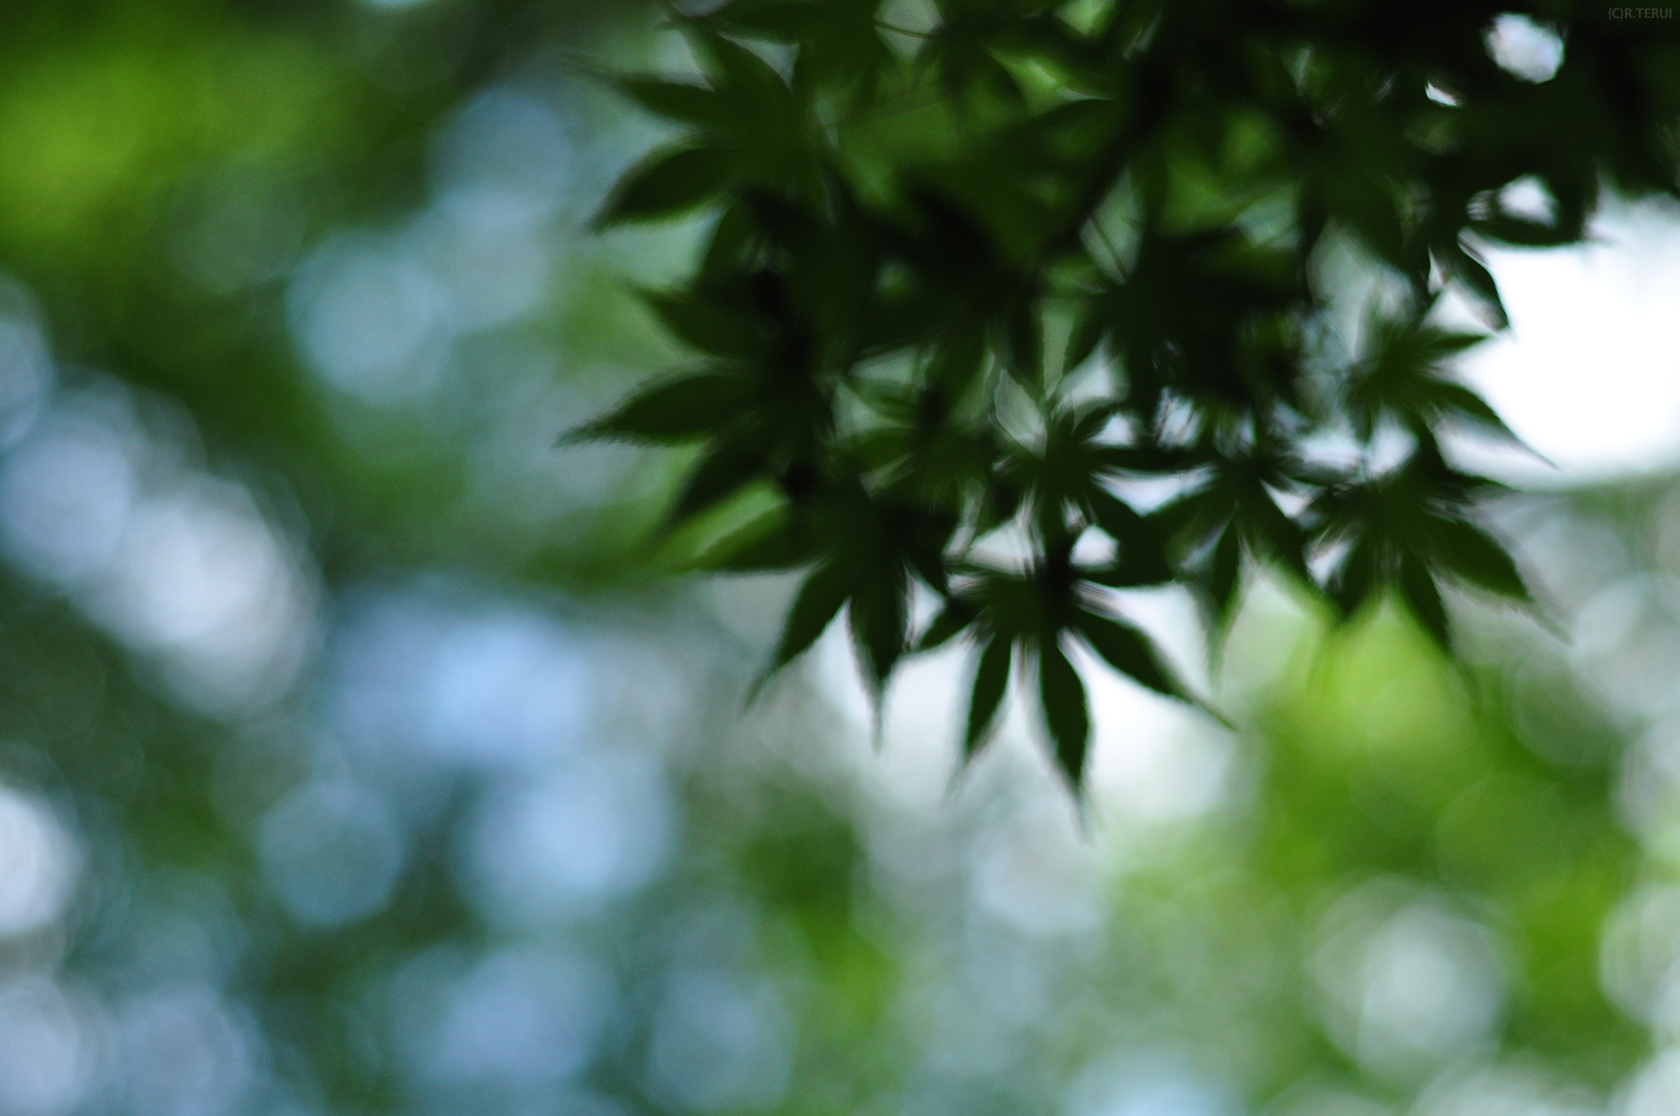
[92,481,315,712]
[1456,198,1680,483]
[1500,175,1557,226]
[1084,1079,1230,1116]
[1357,909,1505,1066]
[407,203,553,334]
[1486,14,1565,83]
[1081,592,1231,830]
[288,233,450,406]
[1416,1063,1599,1116]
[0,977,96,1116]
[1425,83,1461,107]
[1066,1056,1238,1116]
[431,89,572,230]
[115,987,253,1116]
[0,412,137,583]
[461,751,674,923]
[1602,885,1680,1027]
[423,948,613,1090]
[0,786,79,939]
[1313,884,1508,1082]
[0,293,52,449]
[424,611,592,766]
[973,799,1101,936]
[327,594,596,771]
[645,970,791,1114]
[259,781,405,928]
[1570,575,1680,717]
[1622,1049,1680,1116]
[1087,692,1232,829]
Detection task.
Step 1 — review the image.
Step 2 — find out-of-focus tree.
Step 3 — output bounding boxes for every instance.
[0,4,1675,1116]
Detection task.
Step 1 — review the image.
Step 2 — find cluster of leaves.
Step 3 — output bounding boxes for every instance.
[577,0,1680,793]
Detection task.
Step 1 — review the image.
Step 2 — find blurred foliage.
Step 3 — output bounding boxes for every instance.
[0,3,1676,1116]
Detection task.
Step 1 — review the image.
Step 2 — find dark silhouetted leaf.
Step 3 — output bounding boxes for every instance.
[573,0,1678,796]
[849,567,908,698]
[1037,639,1091,792]
[1399,551,1451,652]
[595,146,736,227]
[615,77,725,127]
[1076,608,1190,705]
[918,598,978,652]
[758,561,853,690]
[964,636,1013,761]
[1433,517,1533,602]
[568,372,751,444]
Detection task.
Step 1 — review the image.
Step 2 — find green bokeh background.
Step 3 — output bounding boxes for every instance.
[0,4,1674,1116]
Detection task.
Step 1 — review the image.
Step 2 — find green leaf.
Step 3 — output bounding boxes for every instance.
[1207,522,1242,623]
[1063,304,1106,377]
[656,481,786,571]
[695,27,794,112]
[1002,298,1044,388]
[1432,517,1532,602]
[1037,639,1091,793]
[668,439,765,526]
[1329,536,1379,620]
[697,203,751,277]
[614,77,724,127]
[964,636,1013,761]
[1418,380,1525,445]
[1075,608,1192,705]
[926,328,988,399]
[697,520,815,572]
[1347,304,1498,441]
[594,146,736,228]
[641,289,762,358]
[567,372,751,444]
[756,561,853,694]
[849,567,908,697]
[917,598,978,652]
[1087,492,1173,587]
[1399,551,1450,653]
